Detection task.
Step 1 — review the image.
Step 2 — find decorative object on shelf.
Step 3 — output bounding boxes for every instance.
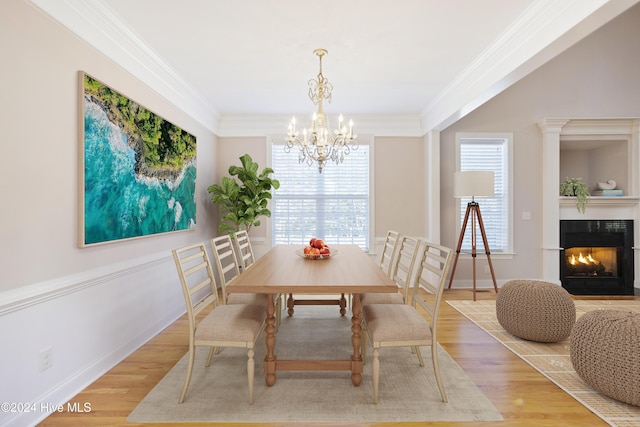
[593,189,624,197]
[597,180,617,190]
[560,177,590,213]
[208,154,280,234]
[285,49,357,173]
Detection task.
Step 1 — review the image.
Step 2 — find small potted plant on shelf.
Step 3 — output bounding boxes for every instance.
[560,177,590,213]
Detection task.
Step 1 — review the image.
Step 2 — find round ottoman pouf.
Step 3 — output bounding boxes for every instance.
[570,310,640,406]
[496,280,575,342]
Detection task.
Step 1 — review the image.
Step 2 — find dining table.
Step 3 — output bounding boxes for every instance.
[226,244,397,387]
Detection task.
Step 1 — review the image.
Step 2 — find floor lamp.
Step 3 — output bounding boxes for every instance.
[448,171,498,301]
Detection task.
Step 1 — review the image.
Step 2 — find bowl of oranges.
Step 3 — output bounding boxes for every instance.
[296,237,335,260]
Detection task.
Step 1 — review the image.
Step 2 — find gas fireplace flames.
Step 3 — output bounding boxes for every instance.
[566,252,606,276]
[569,252,599,266]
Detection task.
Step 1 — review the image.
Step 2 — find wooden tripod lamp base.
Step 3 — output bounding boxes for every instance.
[447,171,499,301]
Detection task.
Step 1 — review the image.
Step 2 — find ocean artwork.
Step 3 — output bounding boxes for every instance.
[80,72,197,246]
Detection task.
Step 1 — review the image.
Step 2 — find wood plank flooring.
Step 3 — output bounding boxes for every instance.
[40,289,638,426]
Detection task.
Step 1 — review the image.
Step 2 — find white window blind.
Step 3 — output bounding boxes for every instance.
[457,136,510,253]
[270,143,370,251]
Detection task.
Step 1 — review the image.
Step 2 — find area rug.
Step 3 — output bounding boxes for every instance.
[128,306,502,423]
[447,299,640,427]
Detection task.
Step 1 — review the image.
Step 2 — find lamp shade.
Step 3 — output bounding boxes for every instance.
[454,171,494,198]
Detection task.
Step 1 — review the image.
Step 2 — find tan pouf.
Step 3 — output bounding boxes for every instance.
[570,310,640,406]
[495,280,575,342]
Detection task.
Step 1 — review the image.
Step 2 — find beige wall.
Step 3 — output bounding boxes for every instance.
[0,2,219,421]
[440,3,640,284]
[0,0,220,291]
[214,136,426,254]
[374,137,425,240]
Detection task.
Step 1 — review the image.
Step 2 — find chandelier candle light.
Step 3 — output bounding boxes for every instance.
[285,48,357,173]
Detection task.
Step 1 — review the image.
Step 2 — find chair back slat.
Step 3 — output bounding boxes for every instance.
[411,242,454,337]
[235,230,256,270]
[172,243,220,328]
[389,235,421,302]
[211,235,242,304]
[379,230,401,276]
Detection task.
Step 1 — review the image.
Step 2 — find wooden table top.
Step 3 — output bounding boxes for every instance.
[227,244,397,295]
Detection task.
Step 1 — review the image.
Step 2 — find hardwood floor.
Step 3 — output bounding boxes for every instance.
[40,289,638,427]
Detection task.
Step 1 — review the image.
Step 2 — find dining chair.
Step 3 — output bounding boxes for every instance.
[361,241,455,404]
[234,230,255,270]
[346,230,402,311]
[172,243,265,404]
[378,230,401,276]
[211,234,267,306]
[211,234,282,327]
[360,235,420,306]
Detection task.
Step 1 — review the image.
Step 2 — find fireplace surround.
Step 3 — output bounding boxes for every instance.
[560,219,634,295]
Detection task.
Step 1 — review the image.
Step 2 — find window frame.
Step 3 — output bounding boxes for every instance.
[454,132,514,256]
[266,135,375,252]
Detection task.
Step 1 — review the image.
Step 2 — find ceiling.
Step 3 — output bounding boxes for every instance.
[28,0,639,135]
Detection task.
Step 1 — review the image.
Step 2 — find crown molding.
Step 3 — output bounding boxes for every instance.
[26,0,640,138]
[216,114,425,137]
[26,0,423,137]
[26,0,220,134]
[421,0,640,131]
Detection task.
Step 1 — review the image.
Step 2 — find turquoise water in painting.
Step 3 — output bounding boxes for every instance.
[83,100,196,245]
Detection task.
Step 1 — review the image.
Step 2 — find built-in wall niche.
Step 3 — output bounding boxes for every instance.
[560,137,629,195]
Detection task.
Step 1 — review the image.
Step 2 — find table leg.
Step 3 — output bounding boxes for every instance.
[339,293,347,316]
[264,293,277,386]
[287,293,294,316]
[350,293,363,386]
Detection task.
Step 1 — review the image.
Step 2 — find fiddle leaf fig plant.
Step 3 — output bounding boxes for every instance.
[560,177,590,213]
[208,154,280,234]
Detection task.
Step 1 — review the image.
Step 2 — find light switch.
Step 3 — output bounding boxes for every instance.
[522,211,531,220]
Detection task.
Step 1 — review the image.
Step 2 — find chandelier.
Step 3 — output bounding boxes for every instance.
[285,48,357,173]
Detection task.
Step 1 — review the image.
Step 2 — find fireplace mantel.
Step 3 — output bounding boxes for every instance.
[560,197,640,220]
[560,196,640,207]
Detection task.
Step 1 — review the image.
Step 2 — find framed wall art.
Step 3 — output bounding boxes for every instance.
[78,71,197,247]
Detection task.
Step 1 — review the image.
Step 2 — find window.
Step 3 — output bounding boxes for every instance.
[269,139,372,252]
[455,133,513,253]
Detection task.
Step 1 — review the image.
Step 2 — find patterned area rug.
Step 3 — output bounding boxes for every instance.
[447,299,640,427]
[128,306,502,423]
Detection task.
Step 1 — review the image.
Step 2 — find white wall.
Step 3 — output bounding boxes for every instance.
[0,1,218,425]
[440,3,640,287]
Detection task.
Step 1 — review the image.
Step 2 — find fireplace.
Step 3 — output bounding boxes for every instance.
[560,220,634,295]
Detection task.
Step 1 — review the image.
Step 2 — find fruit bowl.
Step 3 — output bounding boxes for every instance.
[295,248,337,260]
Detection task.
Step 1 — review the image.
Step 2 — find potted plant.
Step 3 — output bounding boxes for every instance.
[560,177,590,213]
[208,154,280,234]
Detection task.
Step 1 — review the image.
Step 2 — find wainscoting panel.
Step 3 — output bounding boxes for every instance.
[0,252,185,427]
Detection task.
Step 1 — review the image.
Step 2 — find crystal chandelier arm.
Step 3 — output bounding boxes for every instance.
[284,48,357,173]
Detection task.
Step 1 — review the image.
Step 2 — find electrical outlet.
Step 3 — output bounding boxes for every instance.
[484,265,490,275]
[39,346,53,372]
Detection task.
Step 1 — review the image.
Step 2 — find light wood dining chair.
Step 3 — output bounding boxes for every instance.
[362,241,455,404]
[360,235,420,306]
[211,235,268,306]
[378,230,401,276]
[348,230,402,310]
[172,243,265,404]
[234,230,255,270]
[211,234,282,327]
